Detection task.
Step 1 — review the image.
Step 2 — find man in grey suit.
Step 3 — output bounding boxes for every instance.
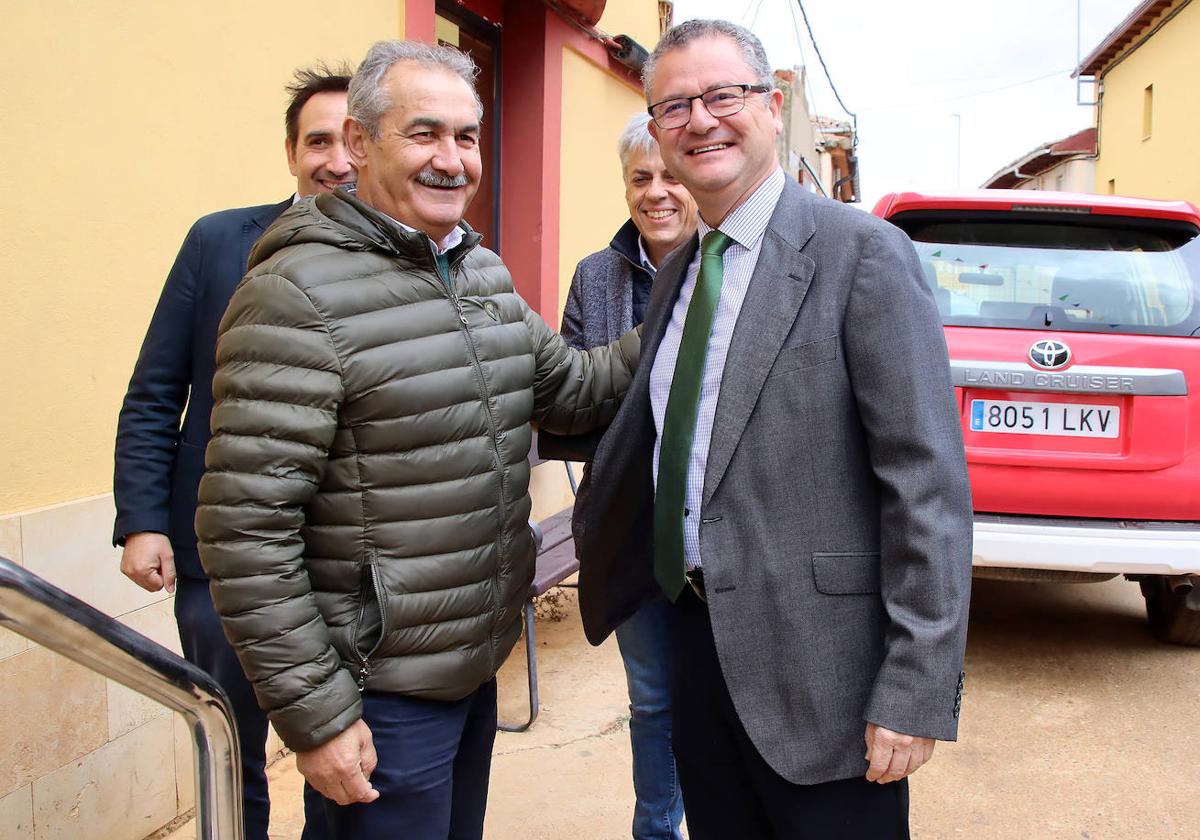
[573,19,972,838]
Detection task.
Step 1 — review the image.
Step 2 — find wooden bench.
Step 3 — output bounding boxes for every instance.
[498,464,581,732]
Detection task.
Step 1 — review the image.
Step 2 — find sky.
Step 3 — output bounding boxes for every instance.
[670,0,1141,208]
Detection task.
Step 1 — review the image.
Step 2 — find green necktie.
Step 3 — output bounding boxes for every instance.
[654,229,734,601]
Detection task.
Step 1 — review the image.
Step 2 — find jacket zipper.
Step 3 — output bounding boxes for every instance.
[351,555,370,691]
[354,548,386,691]
[439,260,507,670]
[364,560,388,689]
[438,261,505,493]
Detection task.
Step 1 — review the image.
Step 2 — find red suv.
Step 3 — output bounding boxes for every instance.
[874,189,1200,645]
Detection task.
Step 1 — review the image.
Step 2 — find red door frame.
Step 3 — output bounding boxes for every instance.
[405,1,437,41]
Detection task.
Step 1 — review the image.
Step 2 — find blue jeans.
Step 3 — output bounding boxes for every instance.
[174,571,326,840]
[615,595,684,840]
[310,680,497,839]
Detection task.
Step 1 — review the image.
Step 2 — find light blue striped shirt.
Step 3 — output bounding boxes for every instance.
[650,167,786,570]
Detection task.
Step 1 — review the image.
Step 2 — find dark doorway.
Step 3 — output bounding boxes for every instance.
[436,3,502,250]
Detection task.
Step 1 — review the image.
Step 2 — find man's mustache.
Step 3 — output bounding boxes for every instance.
[415,168,469,188]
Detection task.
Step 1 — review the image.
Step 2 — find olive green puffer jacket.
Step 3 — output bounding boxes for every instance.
[195,190,639,751]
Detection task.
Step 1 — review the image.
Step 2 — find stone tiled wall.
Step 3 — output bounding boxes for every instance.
[0,472,576,838]
[0,494,284,839]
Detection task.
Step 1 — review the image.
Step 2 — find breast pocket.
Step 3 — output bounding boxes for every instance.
[768,335,838,378]
[811,551,881,595]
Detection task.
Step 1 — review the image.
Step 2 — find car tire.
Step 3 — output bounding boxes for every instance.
[1140,576,1200,646]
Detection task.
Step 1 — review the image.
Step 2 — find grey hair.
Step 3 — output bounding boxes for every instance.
[642,19,774,100]
[616,112,658,169]
[349,40,483,139]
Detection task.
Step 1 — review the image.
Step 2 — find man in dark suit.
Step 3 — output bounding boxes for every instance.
[112,65,355,840]
[553,112,696,840]
[574,20,972,839]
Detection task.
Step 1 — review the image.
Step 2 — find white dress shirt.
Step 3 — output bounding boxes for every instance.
[650,167,786,570]
[637,236,659,275]
[394,219,465,256]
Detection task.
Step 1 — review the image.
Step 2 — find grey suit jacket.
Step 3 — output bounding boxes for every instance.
[560,218,652,349]
[574,175,973,785]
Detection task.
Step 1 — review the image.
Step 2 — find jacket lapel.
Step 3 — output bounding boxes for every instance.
[607,269,634,344]
[702,179,817,506]
[606,220,641,343]
[640,235,698,378]
[599,234,698,450]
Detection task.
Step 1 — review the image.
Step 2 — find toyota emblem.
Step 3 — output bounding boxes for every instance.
[1028,339,1071,370]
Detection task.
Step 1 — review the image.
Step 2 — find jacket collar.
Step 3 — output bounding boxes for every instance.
[608,218,646,269]
[701,175,817,504]
[325,188,483,271]
[248,198,292,232]
[766,174,817,252]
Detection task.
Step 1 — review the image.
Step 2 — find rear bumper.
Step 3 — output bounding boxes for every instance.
[973,515,1200,575]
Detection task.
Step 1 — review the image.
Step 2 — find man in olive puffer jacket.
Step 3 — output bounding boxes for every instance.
[195,40,639,838]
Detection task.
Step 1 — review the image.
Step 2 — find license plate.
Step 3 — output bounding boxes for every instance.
[969,399,1120,438]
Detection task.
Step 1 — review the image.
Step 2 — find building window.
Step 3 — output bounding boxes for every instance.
[659,1,674,34]
[1108,178,1116,195]
[1143,84,1153,140]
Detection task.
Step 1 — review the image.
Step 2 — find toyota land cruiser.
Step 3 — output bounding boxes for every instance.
[874,189,1200,645]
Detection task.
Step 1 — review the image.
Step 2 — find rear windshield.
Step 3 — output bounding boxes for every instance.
[888,211,1200,336]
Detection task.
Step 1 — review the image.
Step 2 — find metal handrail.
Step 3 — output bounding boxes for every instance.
[0,556,243,839]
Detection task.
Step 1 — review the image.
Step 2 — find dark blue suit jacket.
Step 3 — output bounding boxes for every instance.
[113,199,291,578]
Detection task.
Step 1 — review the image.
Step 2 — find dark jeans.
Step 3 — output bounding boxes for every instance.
[311,680,498,839]
[174,570,326,840]
[671,587,910,840]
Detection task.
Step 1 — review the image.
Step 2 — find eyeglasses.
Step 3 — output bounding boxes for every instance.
[647,84,772,130]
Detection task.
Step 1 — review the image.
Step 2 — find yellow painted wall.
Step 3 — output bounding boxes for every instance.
[0,1,401,515]
[597,1,662,59]
[1095,0,1200,204]
[557,48,647,324]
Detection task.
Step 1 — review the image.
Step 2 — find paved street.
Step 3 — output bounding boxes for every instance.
[911,577,1199,838]
[170,575,1200,839]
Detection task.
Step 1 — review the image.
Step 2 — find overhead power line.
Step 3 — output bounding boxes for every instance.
[795,0,858,146]
[783,0,830,144]
[746,0,768,28]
